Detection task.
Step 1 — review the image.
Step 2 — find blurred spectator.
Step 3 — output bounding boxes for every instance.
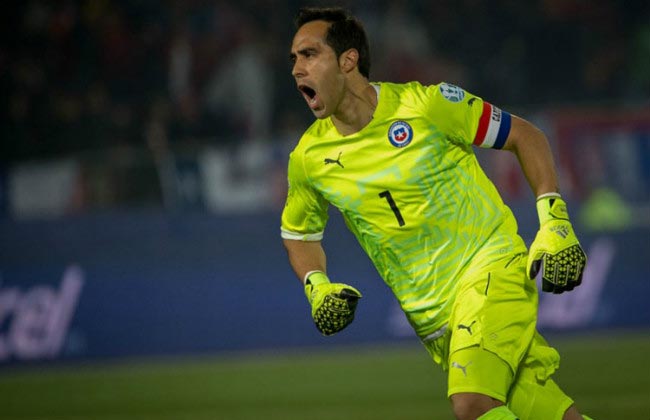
[2,0,647,164]
[0,0,648,215]
[168,23,193,106]
[203,14,273,142]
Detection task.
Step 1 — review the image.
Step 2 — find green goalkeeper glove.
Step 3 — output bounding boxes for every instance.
[304,272,362,336]
[527,194,587,294]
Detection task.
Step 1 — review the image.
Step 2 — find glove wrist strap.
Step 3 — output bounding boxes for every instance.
[304,271,330,286]
[536,193,569,225]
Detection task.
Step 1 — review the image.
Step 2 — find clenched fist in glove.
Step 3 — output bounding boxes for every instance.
[304,271,362,336]
[527,193,587,294]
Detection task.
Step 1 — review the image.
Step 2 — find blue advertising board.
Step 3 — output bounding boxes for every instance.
[1,209,648,365]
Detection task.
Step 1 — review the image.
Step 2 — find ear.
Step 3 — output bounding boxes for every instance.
[339,48,359,74]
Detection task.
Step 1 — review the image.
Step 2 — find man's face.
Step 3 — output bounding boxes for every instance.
[290,21,345,119]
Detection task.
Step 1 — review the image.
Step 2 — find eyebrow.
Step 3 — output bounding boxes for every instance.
[289,47,318,61]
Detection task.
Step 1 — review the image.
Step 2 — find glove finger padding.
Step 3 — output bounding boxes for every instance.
[527,219,587,294]
[543,243,586,293]
[313,287,362,336]
[305,276,362,336]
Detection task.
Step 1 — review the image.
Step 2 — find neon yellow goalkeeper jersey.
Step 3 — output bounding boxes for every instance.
[281,81,527,338]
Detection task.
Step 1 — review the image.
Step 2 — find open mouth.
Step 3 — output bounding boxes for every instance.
[298,85,319,109]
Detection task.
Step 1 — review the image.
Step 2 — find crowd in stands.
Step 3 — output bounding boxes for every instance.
[1,0,648,163]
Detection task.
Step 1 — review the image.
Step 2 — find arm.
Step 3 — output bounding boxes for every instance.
[501,115,587,293]
[281,147,360,334]
[283,238,327,283]
[501,115,559,197]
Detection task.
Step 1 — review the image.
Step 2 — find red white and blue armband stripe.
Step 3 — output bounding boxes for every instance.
[473,102,511,149]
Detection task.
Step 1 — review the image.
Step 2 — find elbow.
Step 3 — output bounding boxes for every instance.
[502,115,548,153]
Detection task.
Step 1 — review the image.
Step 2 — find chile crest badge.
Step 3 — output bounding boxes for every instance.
[388,121,413,148]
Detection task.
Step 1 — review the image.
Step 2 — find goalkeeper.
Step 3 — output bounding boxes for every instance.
[281,7,591,420]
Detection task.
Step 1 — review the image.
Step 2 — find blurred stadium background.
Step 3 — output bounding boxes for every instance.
[1,1,649,419]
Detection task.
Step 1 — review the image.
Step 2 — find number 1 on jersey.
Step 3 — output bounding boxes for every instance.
[379,190,405,226]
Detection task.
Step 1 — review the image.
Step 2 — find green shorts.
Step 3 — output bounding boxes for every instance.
[422,253,574,419]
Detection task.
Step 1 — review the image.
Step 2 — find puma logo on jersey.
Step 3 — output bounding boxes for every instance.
[451,361,472,376]
[324,152,344,168]
[457,320,476,335]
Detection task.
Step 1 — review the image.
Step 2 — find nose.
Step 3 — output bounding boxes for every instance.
[291,58,304,79]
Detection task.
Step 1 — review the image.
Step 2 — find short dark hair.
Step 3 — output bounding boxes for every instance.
[294,7,371,78]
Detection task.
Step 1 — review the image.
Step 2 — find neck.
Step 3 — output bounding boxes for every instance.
[331,81,377,136]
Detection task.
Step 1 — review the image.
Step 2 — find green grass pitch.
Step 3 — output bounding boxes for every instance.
[1,331,648,419]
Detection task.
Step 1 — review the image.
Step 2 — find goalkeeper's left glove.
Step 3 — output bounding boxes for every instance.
[527,193,587,294]
[304,271,362,336]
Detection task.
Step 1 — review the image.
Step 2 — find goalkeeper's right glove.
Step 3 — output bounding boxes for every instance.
[304,271,362,336]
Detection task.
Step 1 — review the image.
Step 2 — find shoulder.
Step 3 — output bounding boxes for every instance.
[289,119,327,156]
[377,81,432,103]
[380,81,476,104]
[377,81,465,115]
[295,118,335,148]
[288,119,334,173]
